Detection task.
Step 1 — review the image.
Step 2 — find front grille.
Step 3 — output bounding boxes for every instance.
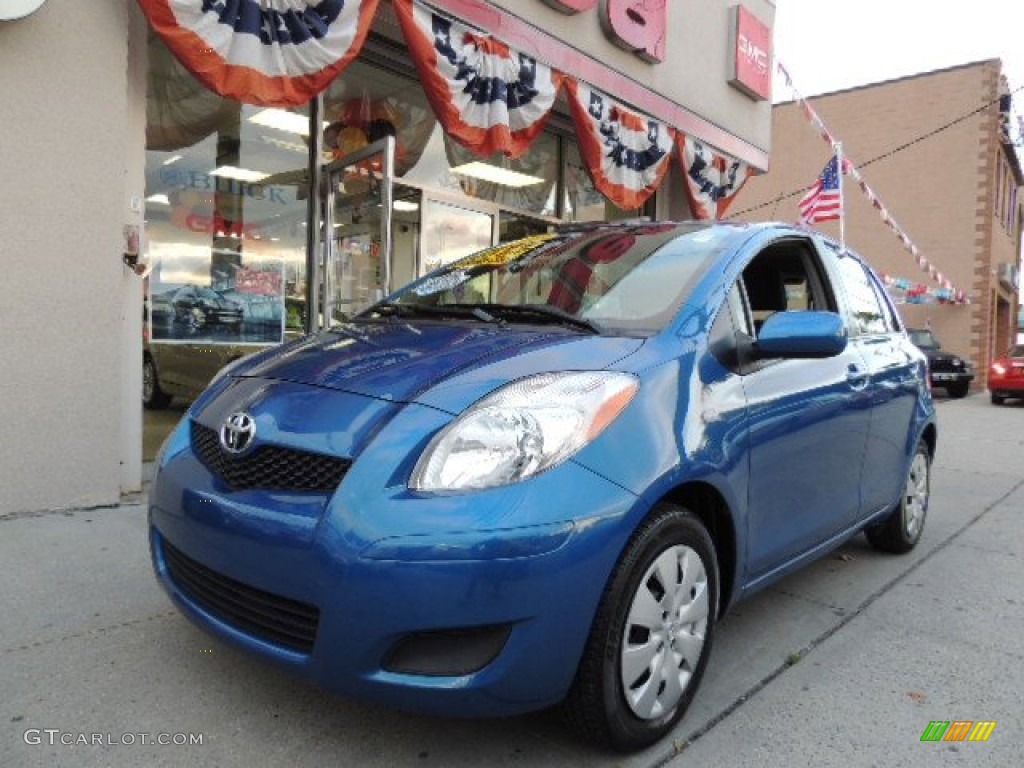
[191,421,350,492]
[162,538,319,653]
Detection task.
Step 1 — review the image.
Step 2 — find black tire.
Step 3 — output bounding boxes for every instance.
[990,392,1005,405]
[564,504,718,752]
[865,440,930,554]
[946,382,969,399]
[143,354,172,410]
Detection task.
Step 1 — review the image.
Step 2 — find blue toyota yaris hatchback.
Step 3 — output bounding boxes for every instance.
[150,220,936,751]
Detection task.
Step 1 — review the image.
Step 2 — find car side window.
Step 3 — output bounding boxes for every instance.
[833,255,890,336]
[869,272,902,332]
[739,238,836,338]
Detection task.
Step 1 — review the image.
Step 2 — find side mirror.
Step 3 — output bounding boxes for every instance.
[755,311,847,359]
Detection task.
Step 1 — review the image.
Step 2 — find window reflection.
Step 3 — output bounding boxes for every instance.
[145,36,309,345]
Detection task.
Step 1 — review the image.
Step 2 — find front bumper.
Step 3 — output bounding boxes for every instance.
[929,370,973,385]
[933,370,970,385]
[988,374,1024,397]
[149,400,641,717]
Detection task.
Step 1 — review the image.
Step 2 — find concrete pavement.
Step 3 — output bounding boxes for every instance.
[1,394,1021,767]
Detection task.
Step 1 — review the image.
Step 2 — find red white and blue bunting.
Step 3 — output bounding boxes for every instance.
[678,134,753,219]
[393,0,564,158]
[136,0,381,107]
[139,0,762,215]
[565,80,675,210]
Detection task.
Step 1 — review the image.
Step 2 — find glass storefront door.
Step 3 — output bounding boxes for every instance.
[323,137,395,323]
[420,198,494,273]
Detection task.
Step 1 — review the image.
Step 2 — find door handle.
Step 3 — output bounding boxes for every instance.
[846,363,869,391]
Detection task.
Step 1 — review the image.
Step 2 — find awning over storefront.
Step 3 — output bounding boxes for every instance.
[139,0,756,214]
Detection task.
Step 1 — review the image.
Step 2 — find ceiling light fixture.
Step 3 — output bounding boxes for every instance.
[451,161,545,188]
[210,166,270,183]
[249,108,328,136]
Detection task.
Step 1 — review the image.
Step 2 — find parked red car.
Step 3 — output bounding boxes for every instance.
[988,344,1024,404]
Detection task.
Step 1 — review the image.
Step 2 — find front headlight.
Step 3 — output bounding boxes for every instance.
[410,371,639,492]
[992,362,1007,375]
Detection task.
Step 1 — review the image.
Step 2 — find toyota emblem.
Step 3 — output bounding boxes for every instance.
[220,412,256,454]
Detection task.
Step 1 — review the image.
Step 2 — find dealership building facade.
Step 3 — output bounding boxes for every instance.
[0,0,775,514]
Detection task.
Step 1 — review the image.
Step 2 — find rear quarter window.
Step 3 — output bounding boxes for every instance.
[832,254,891,336]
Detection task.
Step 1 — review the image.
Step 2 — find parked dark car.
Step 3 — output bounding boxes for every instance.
[149,221,936,751]
[143,334,252,410]
[907,328,973,398]
[144,296,306,409]
[988,344,1024,404]
[172,285,244,332]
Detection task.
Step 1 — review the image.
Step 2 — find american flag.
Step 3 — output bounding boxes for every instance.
[798,155,842,224]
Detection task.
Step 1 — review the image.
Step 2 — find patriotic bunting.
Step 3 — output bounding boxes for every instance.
[393,0,564,158]
[678,134,753,219]
[565,80,675,210]
[136,0,381,107]
[139,0,748,220]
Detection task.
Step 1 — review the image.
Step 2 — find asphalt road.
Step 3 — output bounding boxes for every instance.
[2,394,1021,767]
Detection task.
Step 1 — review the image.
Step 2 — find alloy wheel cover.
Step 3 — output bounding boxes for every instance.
[904,452,929,538]
[620,544,709,720]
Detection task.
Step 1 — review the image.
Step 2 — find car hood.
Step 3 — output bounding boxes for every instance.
[234,321,645,409]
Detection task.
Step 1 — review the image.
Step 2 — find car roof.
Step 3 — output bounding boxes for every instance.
[552,219,793,236]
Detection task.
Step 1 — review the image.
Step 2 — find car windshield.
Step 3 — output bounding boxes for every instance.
[358,223,740,335]
[196,288,222,301]
[1008,345,1024,358]
[908,330,939,349]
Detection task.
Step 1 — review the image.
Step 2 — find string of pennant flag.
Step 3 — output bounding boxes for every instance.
[776,61,970,304]
[878,273,963,304]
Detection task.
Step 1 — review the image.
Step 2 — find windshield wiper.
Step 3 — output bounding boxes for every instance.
[356,301,499,324]
[478,304,603,334]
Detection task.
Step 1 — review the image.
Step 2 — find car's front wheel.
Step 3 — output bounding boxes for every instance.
[143,354,172,410]
[866,440,930,553]
[564,504,718,751]
[991,392,1005,405]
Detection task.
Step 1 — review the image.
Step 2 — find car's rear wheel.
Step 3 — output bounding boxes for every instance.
[564,504,717,751]
[143,354,172,410]
[946,382,969,398]
[990,392,1005,405]
[866,440,929,554]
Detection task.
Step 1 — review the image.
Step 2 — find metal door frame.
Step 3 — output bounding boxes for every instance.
[318,135,395,330]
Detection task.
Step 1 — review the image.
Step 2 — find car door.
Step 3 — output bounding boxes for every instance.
[825,243,922,519]
[736,236,873,582]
